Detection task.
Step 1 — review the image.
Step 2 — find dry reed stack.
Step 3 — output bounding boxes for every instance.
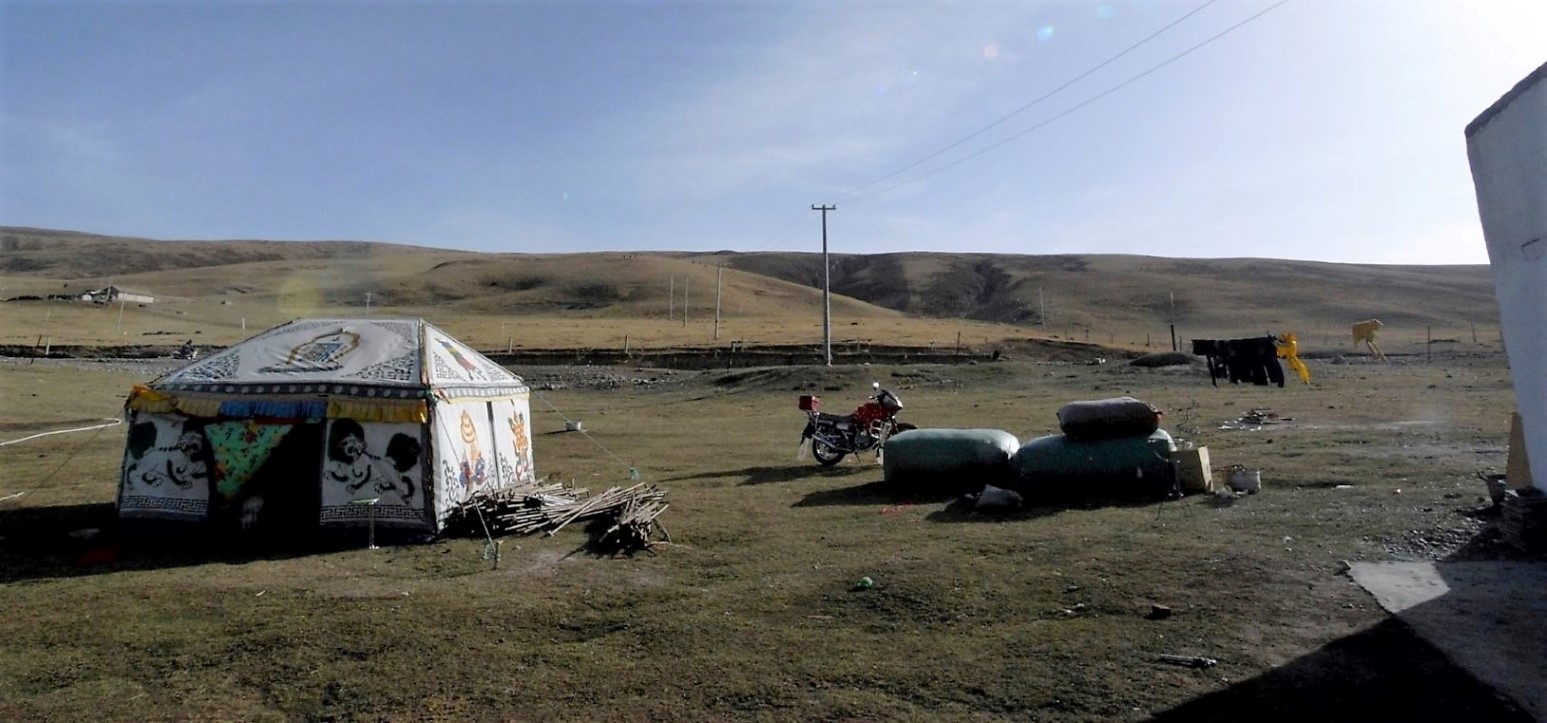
[445,482,670,554]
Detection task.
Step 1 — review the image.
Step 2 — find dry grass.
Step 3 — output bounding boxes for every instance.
[0,230,1526,719]
[0,348,1531,721]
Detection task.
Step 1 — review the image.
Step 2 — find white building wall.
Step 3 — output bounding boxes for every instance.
[1467,63,1547,493]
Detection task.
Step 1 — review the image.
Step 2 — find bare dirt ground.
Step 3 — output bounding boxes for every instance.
[0,349,1539,721]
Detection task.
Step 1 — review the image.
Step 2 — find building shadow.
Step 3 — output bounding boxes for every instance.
[1152,512,1541,722]
[1148,618,1529,722]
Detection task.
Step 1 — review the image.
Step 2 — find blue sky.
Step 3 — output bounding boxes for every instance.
[1,1,1541,264]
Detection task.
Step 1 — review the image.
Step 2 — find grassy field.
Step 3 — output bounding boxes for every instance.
[0,229,1527,719]
[0,346,1533,721]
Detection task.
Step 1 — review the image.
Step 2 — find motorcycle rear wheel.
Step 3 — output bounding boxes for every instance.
[812,439,846,466]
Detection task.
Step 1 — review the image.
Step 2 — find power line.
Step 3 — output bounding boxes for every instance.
[850,0,1294,202]
[830,0,1222,205]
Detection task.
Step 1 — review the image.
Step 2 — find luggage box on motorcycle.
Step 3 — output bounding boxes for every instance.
[798,395,820,412]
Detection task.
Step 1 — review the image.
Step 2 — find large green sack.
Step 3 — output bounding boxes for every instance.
[1010,429,1176,499]
[882,429,1020,491]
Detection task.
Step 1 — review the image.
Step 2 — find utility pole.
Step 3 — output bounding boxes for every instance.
[714,264,723,340]
[1039,287,1046,327]
[669,275,674,320]
[812,204,836,366]
[1169,291,1177,352]
[365,292,372,318]
[682,276,688,328]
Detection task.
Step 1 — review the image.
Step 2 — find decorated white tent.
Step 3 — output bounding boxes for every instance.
[118,318,535,536]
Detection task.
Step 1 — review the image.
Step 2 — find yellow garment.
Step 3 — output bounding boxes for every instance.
[1275,333,1312,384]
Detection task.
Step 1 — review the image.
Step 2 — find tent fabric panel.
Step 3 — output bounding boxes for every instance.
[488,397,536,489]
[430,400,498,525]
[152,319,425,390]
[118,412,213,522]
[423,323,526,389]
[205,420,293,500]
[319,420,432,531]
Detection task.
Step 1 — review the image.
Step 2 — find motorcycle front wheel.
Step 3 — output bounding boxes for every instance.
[812,439,846,466]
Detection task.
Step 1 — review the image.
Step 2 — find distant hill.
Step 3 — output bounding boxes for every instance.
[0,227,431,277]
[0,226,1500,351]
[704,250,1498,337]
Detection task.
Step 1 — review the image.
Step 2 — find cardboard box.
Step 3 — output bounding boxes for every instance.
[1507,412,1534,490]
[1173,446,1213,494]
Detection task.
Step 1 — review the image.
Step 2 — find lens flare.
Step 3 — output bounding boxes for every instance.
[1037,25,1055,41]
[982,43,999,60]
[278,274,323,319]
[1095,4,1113,20]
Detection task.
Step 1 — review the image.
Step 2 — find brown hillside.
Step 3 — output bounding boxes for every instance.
[0,227,1501,354]
[0,227,439,277]
[709,251,1498,342]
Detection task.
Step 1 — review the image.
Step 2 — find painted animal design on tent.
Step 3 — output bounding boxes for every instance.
[123,420,211,491]
[324,419,423,503]
[1351,319,1388,361]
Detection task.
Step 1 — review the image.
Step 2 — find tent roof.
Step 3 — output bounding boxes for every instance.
[150,318,527,398]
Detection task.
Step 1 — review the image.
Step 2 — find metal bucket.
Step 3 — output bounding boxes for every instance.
[1227,466,1261,493]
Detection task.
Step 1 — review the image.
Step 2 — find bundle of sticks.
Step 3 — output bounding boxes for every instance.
[446,482,670,554]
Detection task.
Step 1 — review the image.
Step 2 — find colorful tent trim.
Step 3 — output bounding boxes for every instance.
[219,399,327,420]
[127,385,427,423]
[327,399,428,424]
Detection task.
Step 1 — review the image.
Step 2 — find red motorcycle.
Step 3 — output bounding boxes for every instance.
[799,382,916,466]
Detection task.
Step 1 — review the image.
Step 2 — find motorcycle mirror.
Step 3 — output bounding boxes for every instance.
[872,381,881,390]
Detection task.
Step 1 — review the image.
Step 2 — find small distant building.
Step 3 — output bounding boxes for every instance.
[87,286,156,304]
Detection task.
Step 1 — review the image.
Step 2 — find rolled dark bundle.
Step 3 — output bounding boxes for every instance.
[1056,397,1161,441]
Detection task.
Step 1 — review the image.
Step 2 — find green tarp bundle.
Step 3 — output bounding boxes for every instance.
[882,428,1020,491]
[1011,429,1176,499]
